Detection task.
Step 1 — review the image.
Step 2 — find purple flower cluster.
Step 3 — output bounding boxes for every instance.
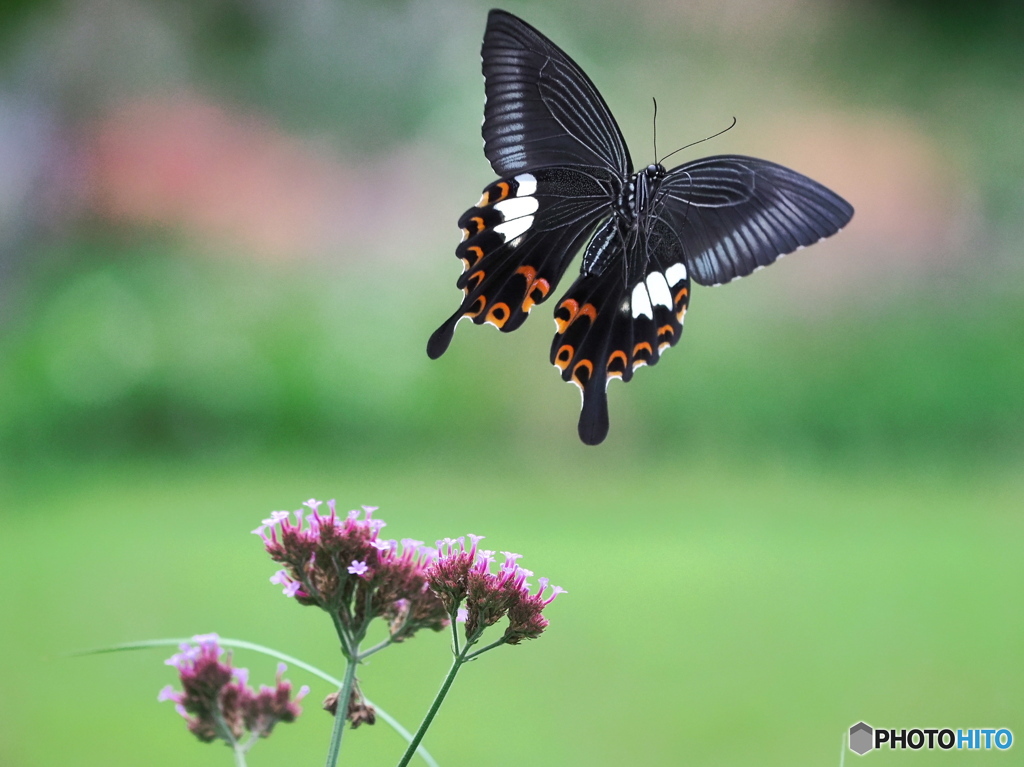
[428,536,566,644]
[159,634,308,745]
[253,501,450,643]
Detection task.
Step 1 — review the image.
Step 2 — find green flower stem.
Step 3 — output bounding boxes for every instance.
[324,650,360,767]
[358,637,394,661]
[211,707,244,756]
[330,612,355,660]
[463,636,507,661]
[449,613,461,656]
[395,646,470,767]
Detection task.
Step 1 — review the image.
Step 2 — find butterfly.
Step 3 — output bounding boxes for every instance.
[427,9,853,445]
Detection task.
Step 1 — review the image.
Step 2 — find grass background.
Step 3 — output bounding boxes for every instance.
[2,452,1021,766]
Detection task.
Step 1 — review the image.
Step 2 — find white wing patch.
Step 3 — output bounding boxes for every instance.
[493,195,539,220]
[630,282,653,319]
[664,262,687,286]
[645,272,673,309]
[494,216,534,241]
[514,173,537,197]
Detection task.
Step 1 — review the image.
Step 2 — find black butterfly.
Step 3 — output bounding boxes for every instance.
[427,9,853,445]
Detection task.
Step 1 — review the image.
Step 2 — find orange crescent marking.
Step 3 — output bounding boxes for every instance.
[470,216,486,233]
[633,342,653,357]
[486,302,511,328]
[658,325,674,337]
[572,359,594,386]
[523,277,551,312]
[466,245,484,265]
[577,303,598,322]
[554,344,574,371]
[554,298,580,334]
[496,181,511,201]
[607,350,629,371]
[465,295,487,318]
[674,287,689,305]
[516,268,551,313]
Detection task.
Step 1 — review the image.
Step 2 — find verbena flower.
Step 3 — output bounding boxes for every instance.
[159,634,308,746]
[253,501,449,645]
[427,537,566,645]
[389,536,566,767]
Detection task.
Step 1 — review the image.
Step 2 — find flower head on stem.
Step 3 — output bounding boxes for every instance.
[394,537,566,767]
[427,538,566,649]
[160,634,308,751]
[254,502,450,650]
[255,500,453,767]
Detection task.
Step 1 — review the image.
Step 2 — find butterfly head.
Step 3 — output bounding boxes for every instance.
[643,163,667,181]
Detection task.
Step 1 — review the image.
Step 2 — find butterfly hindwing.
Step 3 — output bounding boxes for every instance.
[427,167,614,359]
[551,218,691,445]
[482,9,632,176]
[658,155,854,286]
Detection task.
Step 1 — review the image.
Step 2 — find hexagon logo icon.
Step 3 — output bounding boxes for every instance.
[849,722,874,755]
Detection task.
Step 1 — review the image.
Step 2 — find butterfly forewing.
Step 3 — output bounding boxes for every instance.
[482,9,632,177]
[658,155,854,286]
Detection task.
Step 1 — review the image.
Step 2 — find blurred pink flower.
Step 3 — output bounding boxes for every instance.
[84,92,449,262]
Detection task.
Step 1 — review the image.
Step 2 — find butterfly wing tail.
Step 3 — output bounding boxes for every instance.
[427,313,460,359]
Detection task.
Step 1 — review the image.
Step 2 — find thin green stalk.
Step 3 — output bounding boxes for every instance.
[358,637,394,661]
[449,613,461,655]
[330,611,354,659]
[324,651,360,767]
[395,647,469,767]
[463,636,506,661]
[211,708,240,750]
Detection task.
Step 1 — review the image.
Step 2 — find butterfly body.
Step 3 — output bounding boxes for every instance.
[428,10,853,445]
[591,163,668,280]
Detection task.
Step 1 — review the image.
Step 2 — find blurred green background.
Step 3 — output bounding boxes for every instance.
[0,0,1021,765]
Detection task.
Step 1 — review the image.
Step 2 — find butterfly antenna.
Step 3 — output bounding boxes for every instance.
[652,97,659,161]
[658,116,737,165]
